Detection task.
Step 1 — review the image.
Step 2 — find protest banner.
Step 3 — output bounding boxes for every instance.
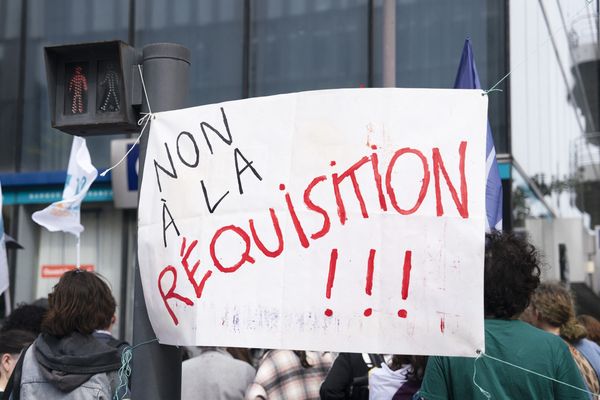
[138,88,487,356]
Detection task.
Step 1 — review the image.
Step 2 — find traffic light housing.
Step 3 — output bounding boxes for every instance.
[45,41,141,136]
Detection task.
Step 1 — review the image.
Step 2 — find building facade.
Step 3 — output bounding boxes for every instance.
[2,0,596,338]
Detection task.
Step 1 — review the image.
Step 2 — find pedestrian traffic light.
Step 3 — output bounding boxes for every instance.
[44,41,141,136]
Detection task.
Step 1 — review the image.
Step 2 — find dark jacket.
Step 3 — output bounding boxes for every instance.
[4,332,122,400]
[320,353,371,400]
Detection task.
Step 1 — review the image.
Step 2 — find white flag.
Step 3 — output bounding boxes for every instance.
[0,181,8,295]
[32,137,97,237]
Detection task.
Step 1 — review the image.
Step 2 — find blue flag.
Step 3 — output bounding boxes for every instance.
[453,39,503,232]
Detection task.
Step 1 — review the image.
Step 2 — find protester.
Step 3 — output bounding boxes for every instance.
[369,355,427,400]
[2,270,122,399]
[182,347,255,400]
[0,330,37,396]
[579,315,600,346]
[0,304,47,335]
[245,349,332,399]
[92,314,129,355]
[525,282,600,394]
[320,353,386,399]
[418,232,588,399]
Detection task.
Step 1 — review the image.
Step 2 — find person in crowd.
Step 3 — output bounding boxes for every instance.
[369,355,427,400]
[524,283,600,393]
[418,232,588,399]
[0,304,47,335]
[0,330,37,396]
[245,350,332,400]
[579,315,600,346]
[181,346,255,400]
[2,270,123,399]
[320,353,385,399]
[92,314,129,355]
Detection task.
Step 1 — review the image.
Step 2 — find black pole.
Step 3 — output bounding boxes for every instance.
[131,43,190,400]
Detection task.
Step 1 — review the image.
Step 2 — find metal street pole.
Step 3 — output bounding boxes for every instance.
[131,43,191,400]
[382,0,396,87]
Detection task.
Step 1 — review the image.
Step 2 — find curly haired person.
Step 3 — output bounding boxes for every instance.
[525,283,600,395]
[418,232,589,400]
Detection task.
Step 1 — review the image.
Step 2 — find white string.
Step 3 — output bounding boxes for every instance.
[76,235,81,269]
[472,350,491,399]
[478,351,600,399]
[100,65,153,177]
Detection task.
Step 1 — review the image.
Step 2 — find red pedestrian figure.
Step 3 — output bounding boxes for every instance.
[69,66,88,114]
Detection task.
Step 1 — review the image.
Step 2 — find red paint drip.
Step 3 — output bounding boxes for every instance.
[365,249,376,295]
[440,317,446,334]
[363,249,376,317]
[180,237,187,257]
[324,249,338,317]
[401,250,412,300]
[398,251,412,318]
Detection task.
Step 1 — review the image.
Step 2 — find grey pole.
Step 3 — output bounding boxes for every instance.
[131,43,191,400]
[382,0,396,87]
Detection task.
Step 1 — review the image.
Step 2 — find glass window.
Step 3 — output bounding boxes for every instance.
[511,167,555,229]
[372,0,508,153]
[250,0,370,96]
[0,0,22,172]
[21,0,129,172]
[135,0,245,106]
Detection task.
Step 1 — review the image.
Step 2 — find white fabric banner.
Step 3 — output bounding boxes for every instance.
[138,88,488,356]
[32,136,97,237]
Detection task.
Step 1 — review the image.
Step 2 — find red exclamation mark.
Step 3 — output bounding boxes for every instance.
[398,250,412,318]
[324,248,338,317]
[364,249,376,316]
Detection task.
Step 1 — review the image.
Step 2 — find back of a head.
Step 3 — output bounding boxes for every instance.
[1,304,47,335]
[578,315,600,345]
[0,329,37,355]
[531,282,587,343]
[42,270,116,337]
[484,231,541,319]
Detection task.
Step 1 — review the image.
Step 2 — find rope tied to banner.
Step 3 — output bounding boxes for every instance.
[482,0,593,96]
[100,65,153,177]
[113,337,159,400]
[472,349,600,399]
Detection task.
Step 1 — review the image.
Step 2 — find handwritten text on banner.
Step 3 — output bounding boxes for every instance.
[138,88,487,357]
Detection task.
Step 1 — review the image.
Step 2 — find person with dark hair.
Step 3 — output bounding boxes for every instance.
[245,350,332,399]
[418,232,588,399]
[320,353,383,400]
[0,330,37,395]
[0,304,47,335]
[92,314,129,355]
[578,315,600,346]
[524,283,600,394]
[3,270,123,400]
